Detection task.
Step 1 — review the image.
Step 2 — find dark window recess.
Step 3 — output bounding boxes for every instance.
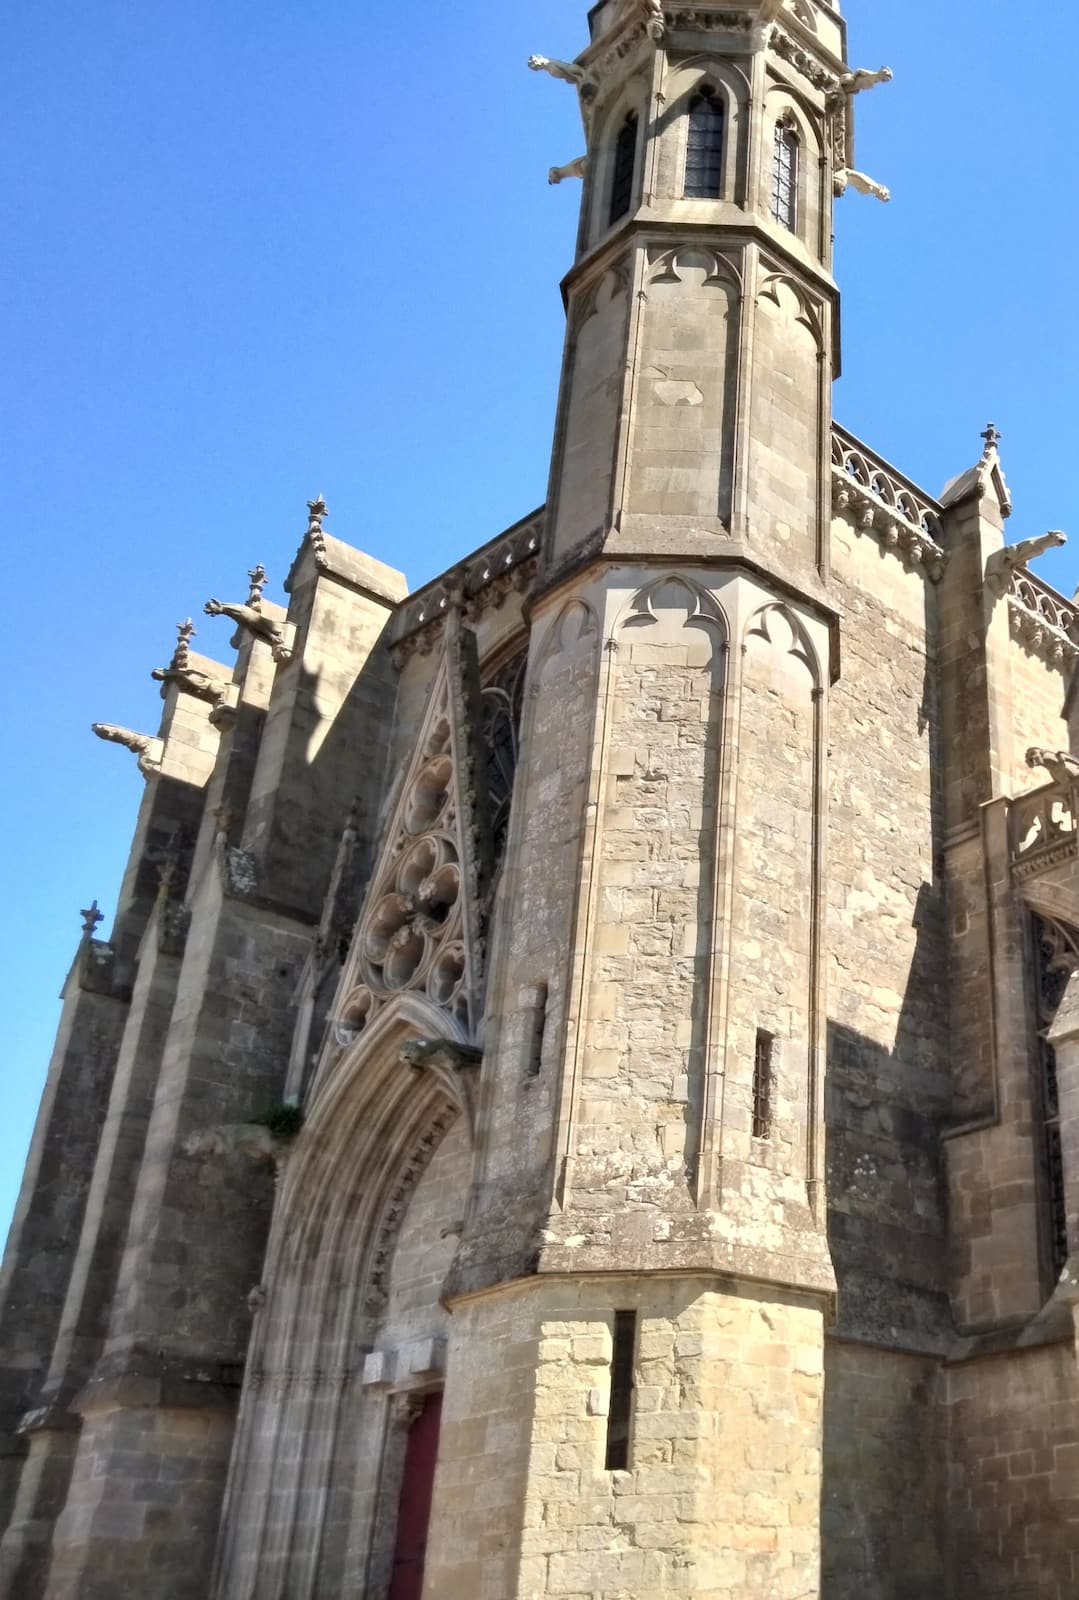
[527,982,549,1079]
[771,120,798,230]
[609,113,639,225]
[605,1310,637,1471]
[684,86,725,198]
[752,1029,775,1140]
[1033,916,1074,1279]
[480,648,527,880]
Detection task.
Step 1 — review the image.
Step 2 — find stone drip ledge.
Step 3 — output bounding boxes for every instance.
[831,428,945,581]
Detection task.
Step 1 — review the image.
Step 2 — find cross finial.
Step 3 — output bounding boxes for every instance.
[306,495,329,533]
[80,899,104,938]
[246,564,268,609]
[981,421,1002,457]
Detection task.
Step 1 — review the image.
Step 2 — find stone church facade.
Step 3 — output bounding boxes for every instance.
[4,1,1079,1595]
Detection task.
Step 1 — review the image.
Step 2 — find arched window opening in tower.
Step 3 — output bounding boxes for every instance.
[684,86,725,199]
[771,118,799,231]
[609,111,639,225]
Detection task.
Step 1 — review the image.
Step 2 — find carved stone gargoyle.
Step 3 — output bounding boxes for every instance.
[549,156,588,186]
[203,564,295,664]
[1026,748,1079,789]
[829,63,893,203]
[986,531,1067,597]
[399,1037,483,1142]
[152,618,233,707]
[91,722,164,777]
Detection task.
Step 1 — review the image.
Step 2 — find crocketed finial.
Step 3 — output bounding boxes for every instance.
[80,899,104,938]
[173,618,196,669]
[246,564,268,609]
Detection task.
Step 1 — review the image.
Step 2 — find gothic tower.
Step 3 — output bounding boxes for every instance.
[415,3,858,1593]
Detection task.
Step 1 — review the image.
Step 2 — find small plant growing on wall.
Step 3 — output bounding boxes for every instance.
[256,1102,305,1141]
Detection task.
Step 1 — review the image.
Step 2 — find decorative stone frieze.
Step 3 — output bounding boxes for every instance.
[1006,566,1079,665]
[389,512,540,667]
[831,429,946,579]
[769,25,838,91]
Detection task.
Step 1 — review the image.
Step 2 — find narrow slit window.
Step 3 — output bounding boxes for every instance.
[609,112,639,225]
[526,982,549,1079]
[684,86,725,199]
[771,119,799,230]
[752,1029,775,1140]
[605,1310,637,1471]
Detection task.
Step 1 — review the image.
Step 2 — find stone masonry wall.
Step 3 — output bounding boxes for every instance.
[574,575,724,1202]
[944,1340,1079,1599]
[425,1277,824,1600]
[825,518,951,1347]
[1007,636,1070,795]
[821,1339,946,1598]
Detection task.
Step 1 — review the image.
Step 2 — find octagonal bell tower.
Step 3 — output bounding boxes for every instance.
[420,6,893,1598]
[539,0,874,583]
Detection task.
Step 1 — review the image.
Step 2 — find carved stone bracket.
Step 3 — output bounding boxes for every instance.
[399,1037,483,1143]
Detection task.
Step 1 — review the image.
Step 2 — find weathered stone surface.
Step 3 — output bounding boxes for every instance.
[5,4,1079,1598]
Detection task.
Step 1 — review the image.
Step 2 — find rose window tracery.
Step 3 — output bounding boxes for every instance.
[334,643,528,1052]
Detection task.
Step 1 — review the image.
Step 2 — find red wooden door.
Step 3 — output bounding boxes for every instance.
[388,1392,443,1600]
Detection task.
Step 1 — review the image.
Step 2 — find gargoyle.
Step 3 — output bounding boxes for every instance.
[1026,748,1079,788]
[203,598,293,663]
[92,722,164,775]
[528,53,600,127]
[985,531,1066,595]
[834,168,890,202]
[549,156,588,185]
[151,617,231,704]
[528,55,592,90]
[838,66,893,96]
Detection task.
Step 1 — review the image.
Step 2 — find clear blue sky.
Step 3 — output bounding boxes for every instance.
[3,0,1078,1247]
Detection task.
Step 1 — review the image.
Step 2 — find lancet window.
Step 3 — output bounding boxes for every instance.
[771,117,799,231]
[609,111,639,225]
[480,647,527,879]
[684,86,725,199]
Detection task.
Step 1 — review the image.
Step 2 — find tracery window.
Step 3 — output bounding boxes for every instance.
[1033,915,1074,1281]
[480,648,527,883]
[609,111,639,225]
[684,86,725,199]
[771,117,799,231]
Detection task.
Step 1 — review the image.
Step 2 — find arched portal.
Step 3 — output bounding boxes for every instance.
[212,996,475,1600]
